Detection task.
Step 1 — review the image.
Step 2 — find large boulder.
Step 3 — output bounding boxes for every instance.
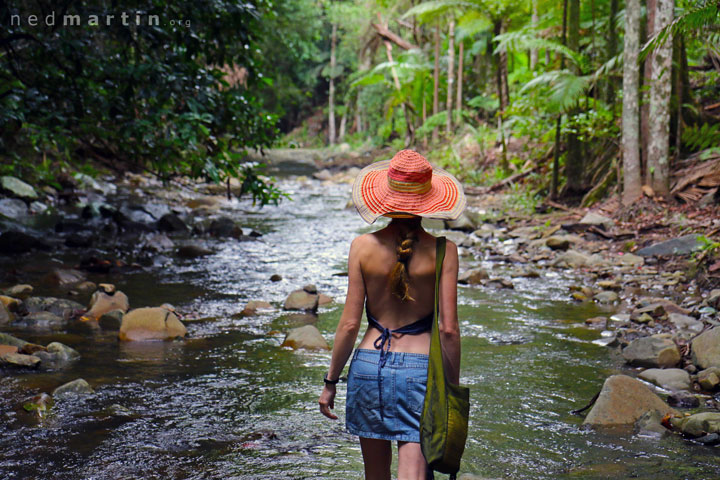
[118,307,187,341]
[0,352,41,368]
[44,268,87,289]
[692,327,720,369]
[2,284,33,299]
[17,311,66,330]
[281,325,329,350]
[0,332,28,348]
[583,375,679,426]
[622,334,680,368]
[636,234,705,257]
[283,288,319,312]
[1,175,38,200]
[52,379,95,399]
[157,213,188,233]
[32,342,80,368]
[638,368,692,391]
[24,296,85,318]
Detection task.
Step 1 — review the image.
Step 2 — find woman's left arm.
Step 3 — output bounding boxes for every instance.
[319,236,366,420]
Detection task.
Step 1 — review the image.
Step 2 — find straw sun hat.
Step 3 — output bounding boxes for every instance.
[352,149,466,224]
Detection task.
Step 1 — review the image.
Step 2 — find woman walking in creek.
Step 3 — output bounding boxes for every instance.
[318,150,467,479]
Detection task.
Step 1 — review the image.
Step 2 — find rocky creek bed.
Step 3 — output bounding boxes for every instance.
[1,158,720,479]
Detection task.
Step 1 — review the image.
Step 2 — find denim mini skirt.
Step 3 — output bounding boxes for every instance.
[345,348,429,443]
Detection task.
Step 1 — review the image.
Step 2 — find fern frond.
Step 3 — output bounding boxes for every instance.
[520,70,591,112]
[640,1,720,61]
[493,30,587,71]
[402,0,477,23]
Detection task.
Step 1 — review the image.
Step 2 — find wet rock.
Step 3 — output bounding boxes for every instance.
[281,325,329,351]
[44,268,87,288]
[208,217,243,238]
[636,234,705,257]
[138,233,174,253]
[583,375,679,426]
[698,367,720,391]
[241,300,274,316]
[29,201,47,214]
[552,250,590,268]
[23,393,53,416]
[83,290,130,320]
[177,244,213,258]
[98,310,125,330]
[303,284,317,294]
[579,212,614,230]
[594,291,619,304]
[637,297,690,316]
[668,313,704,334]
[695,433,720,445]
[0,332,28,348]
[585,316,607,328]
[119,307,187,341]
[318,294,334,306]
[706,289,720,310]
[33,342,80,368]
[0,197,28,219]
[615,253,644,267]
[622,334,680,368]
[597,280,621,291]
[270,274,282,282]
[65,232,94,248]
[186,197,221,210]
[691,327,720,369]
[445,211,477,231]
[631,303,666,321]
[0,231,51,254]
[635,410,669,438]
[3,284,33,299]
[670,412,720,437]
[639,368,692,391]
[313,169,332,181]
[53,378,95,399]
[0,344,18,356]
[18,311,66,330]
[25,297,85,319]
[1,176,38,200]
[458,268,489,285]
[0,302,13,325]
[667,391,700,408]
[157,213,188,233]
[283,288,319,312]
[0,352,41,368]
[546,236,570,250]
[488,278,514,289]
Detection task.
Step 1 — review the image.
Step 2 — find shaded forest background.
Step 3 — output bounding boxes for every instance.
[1,0,719,208]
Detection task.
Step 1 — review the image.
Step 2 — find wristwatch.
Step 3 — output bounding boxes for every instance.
[324,373,340,385]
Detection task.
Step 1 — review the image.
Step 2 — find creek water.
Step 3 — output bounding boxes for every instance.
[0,162,718,479]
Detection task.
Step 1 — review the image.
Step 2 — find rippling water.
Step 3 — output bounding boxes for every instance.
[0,167,718,479]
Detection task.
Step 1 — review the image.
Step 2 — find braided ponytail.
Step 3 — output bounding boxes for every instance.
[388,230,417,301]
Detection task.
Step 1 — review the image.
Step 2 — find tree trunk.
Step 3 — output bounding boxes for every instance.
[338,107,347,142]
[432,24,440,143]
[384,40,414,145]
[530,0,539,70]
[641,0,657,177]
[565,0,584,194]
[446,21,455,135]
[604,0,619,103]
[456,39,464,114]
[551,0,569,200]
[493,19,509,111]
[422,86,428,149]
[328,23,337,145]
[622,0,642,205]
[647,0,674,196]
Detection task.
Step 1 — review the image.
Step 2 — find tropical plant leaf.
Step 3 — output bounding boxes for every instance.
[493,30,587,71]
[402,0,477,23]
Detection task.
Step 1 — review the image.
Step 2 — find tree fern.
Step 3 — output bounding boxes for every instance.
[493,30,587,71]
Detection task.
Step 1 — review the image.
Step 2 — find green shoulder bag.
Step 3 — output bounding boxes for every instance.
[420,236,470,479]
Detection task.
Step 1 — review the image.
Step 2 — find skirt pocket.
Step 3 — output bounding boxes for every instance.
[346,371,383,432]
[406,376,427,415]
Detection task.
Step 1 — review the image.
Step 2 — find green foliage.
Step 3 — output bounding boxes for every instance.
[0,0,283,206]
[682,123,720,152]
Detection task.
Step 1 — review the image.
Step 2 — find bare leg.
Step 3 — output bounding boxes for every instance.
[397,441,427,480]
[360,437,391,480]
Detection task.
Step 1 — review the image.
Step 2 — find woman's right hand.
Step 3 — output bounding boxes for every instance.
[319,384,338,420]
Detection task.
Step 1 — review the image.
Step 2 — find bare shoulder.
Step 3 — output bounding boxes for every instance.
[443,238,459,266]
[349,233,374,256]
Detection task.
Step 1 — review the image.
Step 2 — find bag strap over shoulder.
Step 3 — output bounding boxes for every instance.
[434,236,446,323]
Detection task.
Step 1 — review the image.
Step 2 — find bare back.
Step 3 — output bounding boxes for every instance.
[355,227,439,354]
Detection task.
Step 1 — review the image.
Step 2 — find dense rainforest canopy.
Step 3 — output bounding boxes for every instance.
[1,0,719,207]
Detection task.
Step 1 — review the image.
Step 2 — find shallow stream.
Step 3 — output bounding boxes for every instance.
[1,162,718,479]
